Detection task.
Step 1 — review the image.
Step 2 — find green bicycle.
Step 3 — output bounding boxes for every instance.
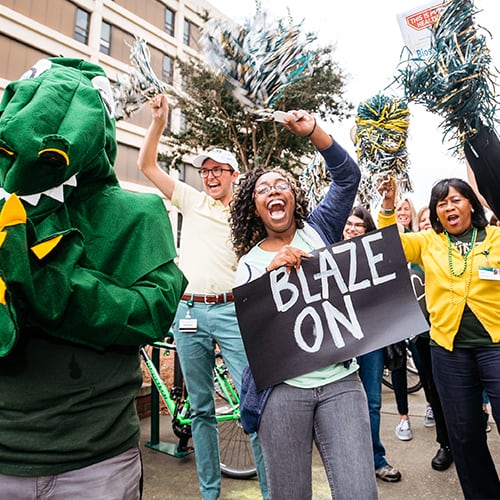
[140,337,257,478]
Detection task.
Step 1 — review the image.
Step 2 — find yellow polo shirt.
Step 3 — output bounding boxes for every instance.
[171,181,237,294]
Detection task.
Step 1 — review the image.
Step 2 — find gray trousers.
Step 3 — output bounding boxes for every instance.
[258,372,378,500]
[0,446,141,500]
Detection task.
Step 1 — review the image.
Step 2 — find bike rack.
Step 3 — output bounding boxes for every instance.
[145,345,194,458]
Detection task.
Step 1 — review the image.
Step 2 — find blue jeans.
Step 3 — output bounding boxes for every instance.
[0,446,141,499]
[173,300,268,500]
[258,372,377,500]
[432,345,500,499]
[357,348,387,470]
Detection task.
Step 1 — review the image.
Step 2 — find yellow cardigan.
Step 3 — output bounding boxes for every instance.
[379,212,500,351]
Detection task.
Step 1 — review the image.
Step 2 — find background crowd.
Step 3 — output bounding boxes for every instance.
[140,98,499,500]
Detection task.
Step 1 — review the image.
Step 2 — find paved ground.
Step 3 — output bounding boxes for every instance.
[140,383,499,499]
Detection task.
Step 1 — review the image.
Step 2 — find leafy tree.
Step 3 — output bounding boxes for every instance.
[160,44,353,174]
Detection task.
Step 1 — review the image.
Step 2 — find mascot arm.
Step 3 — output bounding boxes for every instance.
[0,195,187,353]
[29,262,187,351]
[0,195,35,356]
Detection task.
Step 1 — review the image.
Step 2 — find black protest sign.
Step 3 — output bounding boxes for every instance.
[409,264,429,321]
[233,225,429,391]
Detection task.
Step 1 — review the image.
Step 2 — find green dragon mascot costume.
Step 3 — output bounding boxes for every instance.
[0,58,187,491]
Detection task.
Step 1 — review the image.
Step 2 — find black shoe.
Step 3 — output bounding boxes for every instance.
[431,446,453,471]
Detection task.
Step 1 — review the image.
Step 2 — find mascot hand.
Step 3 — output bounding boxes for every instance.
[0,276,19,356]
[0,194,32,286]
[0,194,83,352]
[0,194,27,356]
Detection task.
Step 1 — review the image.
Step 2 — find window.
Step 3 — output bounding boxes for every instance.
[163,108,173,134]
[100,21,111,55]
[74,8,90,44]
[178,163,186,182]
[162,54,174,85]
[106,25,133,64]
[158,159,168,172]
[183,19,200,50]
[179,71,187,92]
[183,19,191,45]
[179,111,187,132]
[165,7,175,37]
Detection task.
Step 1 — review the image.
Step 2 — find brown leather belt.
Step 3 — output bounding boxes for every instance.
[182,293,234,304]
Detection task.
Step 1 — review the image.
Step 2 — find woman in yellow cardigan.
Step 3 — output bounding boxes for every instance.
[378,177,500,500]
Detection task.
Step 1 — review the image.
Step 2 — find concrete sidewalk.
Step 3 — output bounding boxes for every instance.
[140,383,499,499]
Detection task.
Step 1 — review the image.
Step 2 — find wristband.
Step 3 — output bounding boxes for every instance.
[305,118,317,137]
[381,207,395,215]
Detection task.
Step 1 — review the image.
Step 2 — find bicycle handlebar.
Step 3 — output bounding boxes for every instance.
[149,333,176,351]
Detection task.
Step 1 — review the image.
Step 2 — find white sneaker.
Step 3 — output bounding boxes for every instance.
[424,405,436,427]
[395,418,413,441]
[485,412,492,433]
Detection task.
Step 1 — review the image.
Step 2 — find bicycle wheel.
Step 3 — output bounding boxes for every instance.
[406,348,422,394]
[381,368,393,389]
[214,355,257,479]
[218,413,257,478]
[214,352,230,402]
[382,346,422,394]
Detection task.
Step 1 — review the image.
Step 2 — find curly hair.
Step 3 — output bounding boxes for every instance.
[429,178,488,233]
[230,167,310,259]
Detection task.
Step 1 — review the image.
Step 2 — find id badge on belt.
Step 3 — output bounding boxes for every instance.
[179,309,198,332]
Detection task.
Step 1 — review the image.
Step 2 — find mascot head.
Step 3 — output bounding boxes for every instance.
[0,58,118,221]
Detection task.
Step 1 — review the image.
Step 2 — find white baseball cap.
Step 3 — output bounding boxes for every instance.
[192,148,239,172]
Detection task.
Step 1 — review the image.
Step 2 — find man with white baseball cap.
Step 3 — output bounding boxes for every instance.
[192,147,239,172]
[138,94,267,500]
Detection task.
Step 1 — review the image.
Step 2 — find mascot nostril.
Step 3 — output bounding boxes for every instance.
[0,57,187,486]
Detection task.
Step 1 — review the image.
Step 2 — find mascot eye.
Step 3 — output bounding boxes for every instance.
[0,146,15,157]
[92,75,116,119]
[20,59,52,80]
[38,148,69,167]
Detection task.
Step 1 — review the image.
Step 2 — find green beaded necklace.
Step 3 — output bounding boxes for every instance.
[445,227,477,277]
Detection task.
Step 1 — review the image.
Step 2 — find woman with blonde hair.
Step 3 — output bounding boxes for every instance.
[396,196,417,233]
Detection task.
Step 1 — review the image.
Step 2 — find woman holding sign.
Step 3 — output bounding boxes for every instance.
[378,178,500,499]
[230,110,377,500]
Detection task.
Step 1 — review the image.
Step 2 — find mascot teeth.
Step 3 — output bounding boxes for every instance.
[0,175,77,206]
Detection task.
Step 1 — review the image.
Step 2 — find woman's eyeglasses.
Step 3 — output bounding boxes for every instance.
[345,221,366,229]
[198,167,234,178]
[254,182,291,197]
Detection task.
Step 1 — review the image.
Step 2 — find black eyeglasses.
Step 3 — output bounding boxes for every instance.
[254,182,291,197]
[345,221,366,229]
[198,167,234,178]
